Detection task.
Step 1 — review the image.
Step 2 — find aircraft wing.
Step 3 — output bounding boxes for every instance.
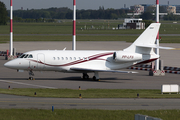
[70,67,137,73]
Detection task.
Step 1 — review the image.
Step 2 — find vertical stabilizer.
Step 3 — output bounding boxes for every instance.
[123,23,161,54]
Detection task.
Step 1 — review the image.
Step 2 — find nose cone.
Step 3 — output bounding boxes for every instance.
[4,59,21,69]
[4,59,29,70]
[4,61,14,68]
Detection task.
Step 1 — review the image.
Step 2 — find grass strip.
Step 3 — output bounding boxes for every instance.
[0,88,180,98]
[0,109,179,120]
[0,35,180,43]
[0,35,137,43]
[0,21,180,34]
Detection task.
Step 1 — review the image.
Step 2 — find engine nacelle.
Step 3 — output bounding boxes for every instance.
[113,51,142,62]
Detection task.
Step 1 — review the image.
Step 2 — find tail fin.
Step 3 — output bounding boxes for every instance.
[123,23,161,54]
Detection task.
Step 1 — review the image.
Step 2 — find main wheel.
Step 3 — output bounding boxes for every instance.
[93,76,100,81]
[83,74,89,79]
[93,76,96,81]
[29,77,33,80]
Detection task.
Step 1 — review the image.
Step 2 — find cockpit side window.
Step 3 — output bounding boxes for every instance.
[24,54,29,58]
[28,54,33,58]
[20,54,26,58]
[19,54,33,58]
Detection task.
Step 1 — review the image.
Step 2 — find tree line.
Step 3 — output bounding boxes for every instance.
[11,7,180,21]
[1,0,180,25]
[10,7,130,20]
[0,1,8,25]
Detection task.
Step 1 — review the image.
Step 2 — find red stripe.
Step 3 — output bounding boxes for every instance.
[10,0,13,6]
[73,0,76,5]
[60,52,113,66]
[29,52,113,67]
[10,19,13,32]
[73,21,76,35]
[156,32,159,39]
[156,0,159,5]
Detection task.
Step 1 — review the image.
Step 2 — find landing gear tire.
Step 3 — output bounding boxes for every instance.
[83,73,89,79]
[93,76,100,81]
[28,77,34,80]
[29,70,35,80]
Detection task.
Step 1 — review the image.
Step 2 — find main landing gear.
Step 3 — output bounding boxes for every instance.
[28,70,35,80]
[93,72,100,81]
[83,73,89,79]
[82,72,100,81]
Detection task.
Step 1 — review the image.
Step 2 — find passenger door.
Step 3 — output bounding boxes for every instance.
[37,53,45,70]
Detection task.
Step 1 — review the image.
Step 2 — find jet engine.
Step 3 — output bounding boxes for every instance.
[113,51,142,62]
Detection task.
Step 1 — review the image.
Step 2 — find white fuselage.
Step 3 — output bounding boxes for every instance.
[5,50,141,73]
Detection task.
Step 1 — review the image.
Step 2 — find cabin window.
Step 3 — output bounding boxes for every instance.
[61,57,64,60]
[66,57,68,60]
[53,57,56,60]
[70,57,72,60]
[78,57,81,60]
[57,57,60,60]
[74,57,76,60]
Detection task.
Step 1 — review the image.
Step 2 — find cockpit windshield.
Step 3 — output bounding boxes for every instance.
[28,54,33,58]
[24,54,29,58]
[19,54,33,58]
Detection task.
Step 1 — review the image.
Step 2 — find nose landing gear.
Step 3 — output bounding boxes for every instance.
[28,70,35,80]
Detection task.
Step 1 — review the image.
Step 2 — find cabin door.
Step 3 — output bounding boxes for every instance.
[37,53,45,70]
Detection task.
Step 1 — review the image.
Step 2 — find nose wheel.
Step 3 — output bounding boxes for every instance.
[28,70,35,80]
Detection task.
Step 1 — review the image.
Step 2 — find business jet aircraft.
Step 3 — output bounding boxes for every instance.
[4,23,172,80]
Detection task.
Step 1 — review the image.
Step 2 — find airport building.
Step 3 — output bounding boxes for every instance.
[167,6,176,14]
[129,4,178,15]
[119,18,145,29]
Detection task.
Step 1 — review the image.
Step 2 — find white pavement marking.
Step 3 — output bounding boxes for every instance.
[0,80,57,89]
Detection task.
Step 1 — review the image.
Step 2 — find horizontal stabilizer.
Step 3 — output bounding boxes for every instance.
[70,67,137,73]
[136,44,174,50]
[170,48,180,50]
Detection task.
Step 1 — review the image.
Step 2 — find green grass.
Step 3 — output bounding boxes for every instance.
[0,109,179,120]
[1,35,180,43]
[0,88,180,98]
[0,20,180,43]
[0,35,138,42]
[0,22,144,34]
[0,20,180,34]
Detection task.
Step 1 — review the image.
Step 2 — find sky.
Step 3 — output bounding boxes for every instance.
[1,0,180,10]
